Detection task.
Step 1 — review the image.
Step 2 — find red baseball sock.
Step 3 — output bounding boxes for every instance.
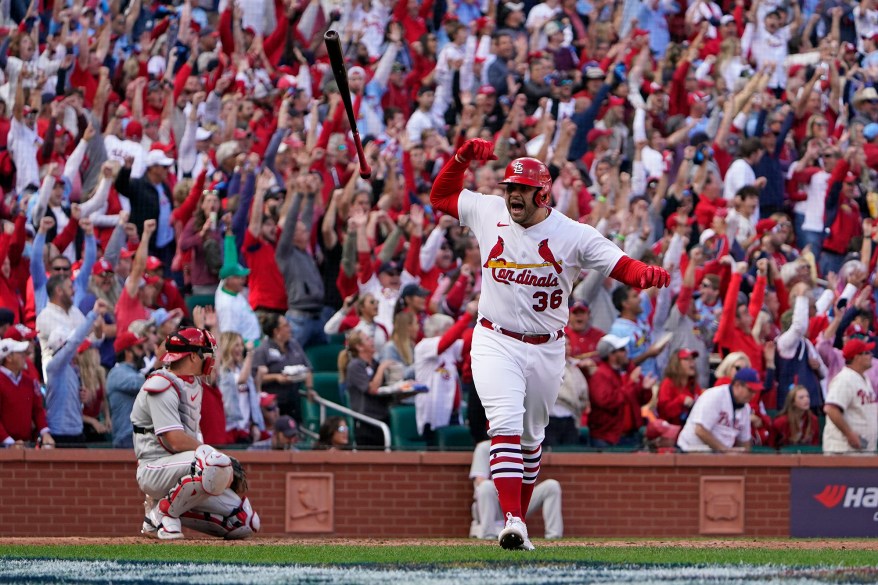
[521,444,542,515]
[489,435,523,519]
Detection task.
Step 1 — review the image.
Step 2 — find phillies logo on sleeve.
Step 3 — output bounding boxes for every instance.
[484,237,561,287]
[511,161,524,174]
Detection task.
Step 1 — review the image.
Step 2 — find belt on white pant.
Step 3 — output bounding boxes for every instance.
[479,317,564,345]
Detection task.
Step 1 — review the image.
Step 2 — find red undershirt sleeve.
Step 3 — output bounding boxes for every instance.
[430,156,470,219]
[608,255,648,288]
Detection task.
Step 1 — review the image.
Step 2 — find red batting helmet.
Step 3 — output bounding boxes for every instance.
[498,157,552,207]
[162,327,217,376]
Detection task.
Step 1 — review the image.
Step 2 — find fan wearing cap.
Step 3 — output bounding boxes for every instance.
[215,233,261,344]
[676,367,761,453]
[117,220,163,334]
[564,301,604,359]
[114,144,176,264]
[821,167,864,276]
[106,331,148,449]
[822,338,878,453]
[44,299,110,445]
[105,117,148,178]
[0,338,53,448]
[588,334,655,448]
[248,415,300,451]
[144,255,188,318]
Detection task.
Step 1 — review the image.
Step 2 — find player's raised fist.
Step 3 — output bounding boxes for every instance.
[456,138,498,163]
[639,265,671,289]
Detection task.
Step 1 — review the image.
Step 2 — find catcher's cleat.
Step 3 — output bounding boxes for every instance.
[145,502,184,540]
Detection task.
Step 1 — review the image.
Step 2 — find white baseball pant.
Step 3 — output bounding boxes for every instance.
[470,325,566,447]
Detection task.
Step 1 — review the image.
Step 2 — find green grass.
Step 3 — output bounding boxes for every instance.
[2,543,878,567]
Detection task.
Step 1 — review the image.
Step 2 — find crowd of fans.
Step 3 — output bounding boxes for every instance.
[0,0,877,454]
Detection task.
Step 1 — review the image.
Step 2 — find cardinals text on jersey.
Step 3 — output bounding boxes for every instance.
[457,189,624,334]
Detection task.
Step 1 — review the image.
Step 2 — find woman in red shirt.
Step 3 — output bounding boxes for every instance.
[771,384,820,448]
[77,345,110,442]
[657,349,702,426]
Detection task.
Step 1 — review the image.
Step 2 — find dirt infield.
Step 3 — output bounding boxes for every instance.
[5,537,878,550]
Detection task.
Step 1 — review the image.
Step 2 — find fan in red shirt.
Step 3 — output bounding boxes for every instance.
[587,334,655,448]
[0,339,54,447]
[564,301,605,360]
[657,349,702,426]
[243,170,288,313]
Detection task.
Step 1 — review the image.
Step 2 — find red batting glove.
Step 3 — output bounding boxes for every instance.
[640,265,671,289]
[456,138,498,163]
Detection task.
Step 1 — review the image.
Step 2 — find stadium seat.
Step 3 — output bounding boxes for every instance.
[311,371,342,403]
[548,443,591,452]
[579,426,590,446]
[780,445,823,454]
[326,333,346,345]
[306,343,344,372]
[751,445,777,453]
[390,404,427,450]
[300,396,353,439]
[436,425,475,450]
[185,294,215,315]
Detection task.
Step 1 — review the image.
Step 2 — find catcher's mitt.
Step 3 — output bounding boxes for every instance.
[229,457,249,495]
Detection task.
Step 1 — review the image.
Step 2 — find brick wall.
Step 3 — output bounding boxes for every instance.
[2,449,875,537]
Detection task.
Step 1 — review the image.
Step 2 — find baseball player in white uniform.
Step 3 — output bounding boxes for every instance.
[131,327,260,540]
[430,138,670,550]
[823,338,878,453]
[676,368,760,453]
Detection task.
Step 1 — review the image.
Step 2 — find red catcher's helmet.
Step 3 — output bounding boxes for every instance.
[498,157,552,207]
[163,328,217,375]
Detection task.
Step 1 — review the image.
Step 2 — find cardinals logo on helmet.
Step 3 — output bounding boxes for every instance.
[511,161,524,174]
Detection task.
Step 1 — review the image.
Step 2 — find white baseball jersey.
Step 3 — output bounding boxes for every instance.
[131,369,203,462]
[414,337,464,434]
[823,367,878,453]
[676,385,751,452]
[458,189,624,334]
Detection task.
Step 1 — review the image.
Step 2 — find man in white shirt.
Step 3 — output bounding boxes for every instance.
[723,137,766,202]
[823,339,878,453]
[677,368,760,452]
[8,84,42,194]
[406,87,441,146]
[215,262,261,345]
[36,274,88,374]
[105,120,147,178]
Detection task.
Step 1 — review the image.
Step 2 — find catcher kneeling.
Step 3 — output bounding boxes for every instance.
[131,327,259,540]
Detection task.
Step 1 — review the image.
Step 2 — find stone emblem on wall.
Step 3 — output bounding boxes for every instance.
[286,473,334,533]
[699,476,745,535]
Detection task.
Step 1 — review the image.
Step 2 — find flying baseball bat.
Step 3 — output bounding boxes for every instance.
[323,30,372,180]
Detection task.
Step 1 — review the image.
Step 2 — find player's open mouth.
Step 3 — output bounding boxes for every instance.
[510,200,525,212]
